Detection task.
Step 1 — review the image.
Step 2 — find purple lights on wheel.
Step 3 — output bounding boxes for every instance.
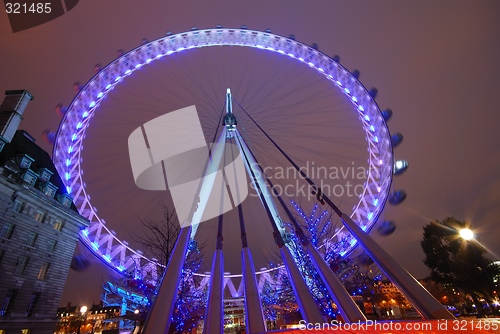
[52,27,398,282]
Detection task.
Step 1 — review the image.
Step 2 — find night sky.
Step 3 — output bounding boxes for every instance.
[1,1,500,308]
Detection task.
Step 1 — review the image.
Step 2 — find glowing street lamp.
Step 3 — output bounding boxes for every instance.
[459,228,474,241]
[132,309,141,334]
[77,305,87,334]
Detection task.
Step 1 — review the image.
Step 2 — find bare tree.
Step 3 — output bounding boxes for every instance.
[129,203,208,333]
[130,203,180,268]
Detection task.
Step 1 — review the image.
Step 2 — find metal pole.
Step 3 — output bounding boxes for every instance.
[130,104,229,333]
[241,109,454,320]
[219,90,266,333]
[337,211,454,319]
[190,127,228,237]
[242,247,266,333]
[142,225,192,334]
[203,249,224,334]
[237,203,266,333]
[280,246,325,323]
[76,317,82,334]
[235,130,325,323]
[305,242,367,322]
[203,210,225,334]
[235,128,365,322]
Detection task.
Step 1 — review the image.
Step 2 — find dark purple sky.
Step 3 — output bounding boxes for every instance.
[1,1,500,308]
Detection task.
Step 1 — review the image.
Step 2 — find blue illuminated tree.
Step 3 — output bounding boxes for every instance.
[285,201,383,317]
[285,201,341,317]
[333,249,384,314]
[170,243,208,334]
[260,264,297,327]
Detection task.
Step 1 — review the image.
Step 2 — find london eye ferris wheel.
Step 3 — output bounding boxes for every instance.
[50,27,408,298]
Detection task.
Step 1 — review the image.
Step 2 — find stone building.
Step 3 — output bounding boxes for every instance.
[0,90,89,334]
[54,302,121,334]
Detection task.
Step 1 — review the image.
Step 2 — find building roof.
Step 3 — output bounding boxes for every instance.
[0,130,77,211]
[89,303,120,313]
[57,305,78,315]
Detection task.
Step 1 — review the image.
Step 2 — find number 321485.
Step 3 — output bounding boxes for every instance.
[5,3,52,14]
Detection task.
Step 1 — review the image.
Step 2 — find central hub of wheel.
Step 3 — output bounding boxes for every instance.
[222,88,237,136]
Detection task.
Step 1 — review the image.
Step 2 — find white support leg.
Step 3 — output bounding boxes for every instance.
[280,246,325,323]
[339,213,454,319]
[203,249,224,334]
[142,225,192,334]
[190,127,228,238]
[242,247,266,333]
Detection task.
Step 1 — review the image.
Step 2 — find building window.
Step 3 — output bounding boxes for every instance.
[47,239,57,254]
[12,199,25,213]
[18,154,34,169]
[0,223,14,240]
[14,256,28,275]
[0,249,4,262]
[24,232,37,248]
[38,168,53,182]
[53,220,63,231]
[37,263,50,280]
[40,181,58,199]
[22,170,38,187]
[57,193,73,208]
[0,288,18,316]
[26,292,41,317]
[34,210,45,222]
[45,186,56,198]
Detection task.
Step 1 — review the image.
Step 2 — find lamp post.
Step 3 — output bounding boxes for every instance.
[132,309,140,334]
[77,305,87,334]
[459,228,474,241]
[457,227,489,317]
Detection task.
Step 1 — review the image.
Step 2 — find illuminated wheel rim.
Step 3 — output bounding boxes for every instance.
[53,28,394,281]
